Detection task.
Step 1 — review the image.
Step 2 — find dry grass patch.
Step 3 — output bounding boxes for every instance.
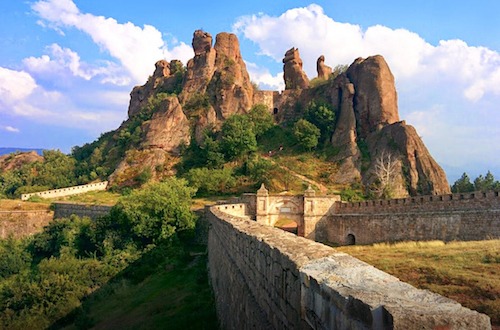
[0,199,50,211]
[337,240,500,326]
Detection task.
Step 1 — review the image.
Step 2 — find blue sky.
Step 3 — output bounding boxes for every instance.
[1,0,499,182]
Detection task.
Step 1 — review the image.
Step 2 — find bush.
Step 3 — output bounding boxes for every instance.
[184,167,236,195]
[109,178,196,247]
[220,114,257,160]
[304,100,336,142]
[248,104,274,137]
[293,119,320,150]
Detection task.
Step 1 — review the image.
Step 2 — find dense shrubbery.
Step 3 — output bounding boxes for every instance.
[0,178,197,328]
[0,150,77,198]
[293,119,320,150]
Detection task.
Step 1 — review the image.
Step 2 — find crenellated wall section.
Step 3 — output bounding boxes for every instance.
[323,191,500,245]
[207,205,491,329]
[21,181,108,201]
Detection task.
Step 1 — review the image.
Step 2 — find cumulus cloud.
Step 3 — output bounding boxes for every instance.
[233,4,500,102]
[0,64,125,134]
[245,61,284,90]
[0,67,37,101]
[32,0,193,84]
[23,43,131,85]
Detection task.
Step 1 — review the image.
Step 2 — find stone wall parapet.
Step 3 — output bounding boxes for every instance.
[338,190,500,214]
[208,205,491,329]
[21,181,108,201]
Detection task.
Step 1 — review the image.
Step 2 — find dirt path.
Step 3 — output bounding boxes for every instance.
[266,158,329,194]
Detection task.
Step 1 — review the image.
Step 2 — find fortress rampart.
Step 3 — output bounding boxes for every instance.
[207,205,491,329]
[336,191,500,214]
[21,181,108,201]
[53,202,112,220]
[324,191,500,245]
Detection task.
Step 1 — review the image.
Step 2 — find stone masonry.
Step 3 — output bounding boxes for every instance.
[207,205,491,329]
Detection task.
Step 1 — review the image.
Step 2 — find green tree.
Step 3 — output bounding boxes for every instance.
[220,114,257,160]
[109,178,196,247]
[304,100,336,142]
[0,237,31,279]
[184,167,236,195]
[293,119,320,150]
[474,171,497,192]
[451,172,475,193]
[35,150,77,188]
[247,104,274,137]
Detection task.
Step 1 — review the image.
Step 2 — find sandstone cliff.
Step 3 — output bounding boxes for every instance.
[106,30,449,196]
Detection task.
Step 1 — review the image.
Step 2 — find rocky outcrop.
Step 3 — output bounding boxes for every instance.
[316,55,332,80]
[180,30,216,101]
[346,55,399,138]
[329,76,361,184]
[366,121,451,195]
[128,59,184,117]
[0,151,43,172]
[107,30,449,196]
[141,96,190,154]
[322,55,449,195]
[209,32,254,120]
[283,48,309,90]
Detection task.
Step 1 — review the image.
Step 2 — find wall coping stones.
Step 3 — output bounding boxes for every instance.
[209,204,492,329]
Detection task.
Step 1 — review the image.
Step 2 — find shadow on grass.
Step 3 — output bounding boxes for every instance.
[49,237,219,330]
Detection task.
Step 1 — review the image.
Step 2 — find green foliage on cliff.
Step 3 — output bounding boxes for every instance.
[220,114,258,160]
[0,150,77,198]
[304,100,336,143]
[293,119,320,150]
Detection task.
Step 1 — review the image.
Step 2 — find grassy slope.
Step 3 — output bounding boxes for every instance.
[62,244,218,330]
[337,240,500,325]
[257,126,348,194]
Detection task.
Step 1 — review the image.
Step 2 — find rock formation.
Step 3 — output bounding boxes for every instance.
[106,30,449,196]
[141,97,190,153]
[316,55,332,80]
[0,151,43,172]
[346,55,399,138]
[283,48,309,89]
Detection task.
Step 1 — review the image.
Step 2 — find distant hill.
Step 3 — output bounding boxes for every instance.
[0,148,44,156]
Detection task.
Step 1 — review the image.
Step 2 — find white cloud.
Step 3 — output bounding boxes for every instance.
[245,61,284,90]
[0,67,37,101]
[233,4,500,102]
[23,43,131,86]
[2,126,20,133]
[32,0,193,84]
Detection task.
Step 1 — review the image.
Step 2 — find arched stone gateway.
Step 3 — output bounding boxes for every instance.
[255,184,340,239]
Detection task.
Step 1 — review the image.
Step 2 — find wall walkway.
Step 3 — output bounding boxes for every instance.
[207,204,491,329]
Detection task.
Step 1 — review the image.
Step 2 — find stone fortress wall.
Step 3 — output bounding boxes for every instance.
[207,204,491,329]
[324,191,500,245]
[53,202,112,220]
[21,181,108,201]
[231,187,500,246]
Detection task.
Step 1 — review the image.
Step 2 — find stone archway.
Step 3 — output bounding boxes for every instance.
[346,233,356,245]
[267,198,303,231]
